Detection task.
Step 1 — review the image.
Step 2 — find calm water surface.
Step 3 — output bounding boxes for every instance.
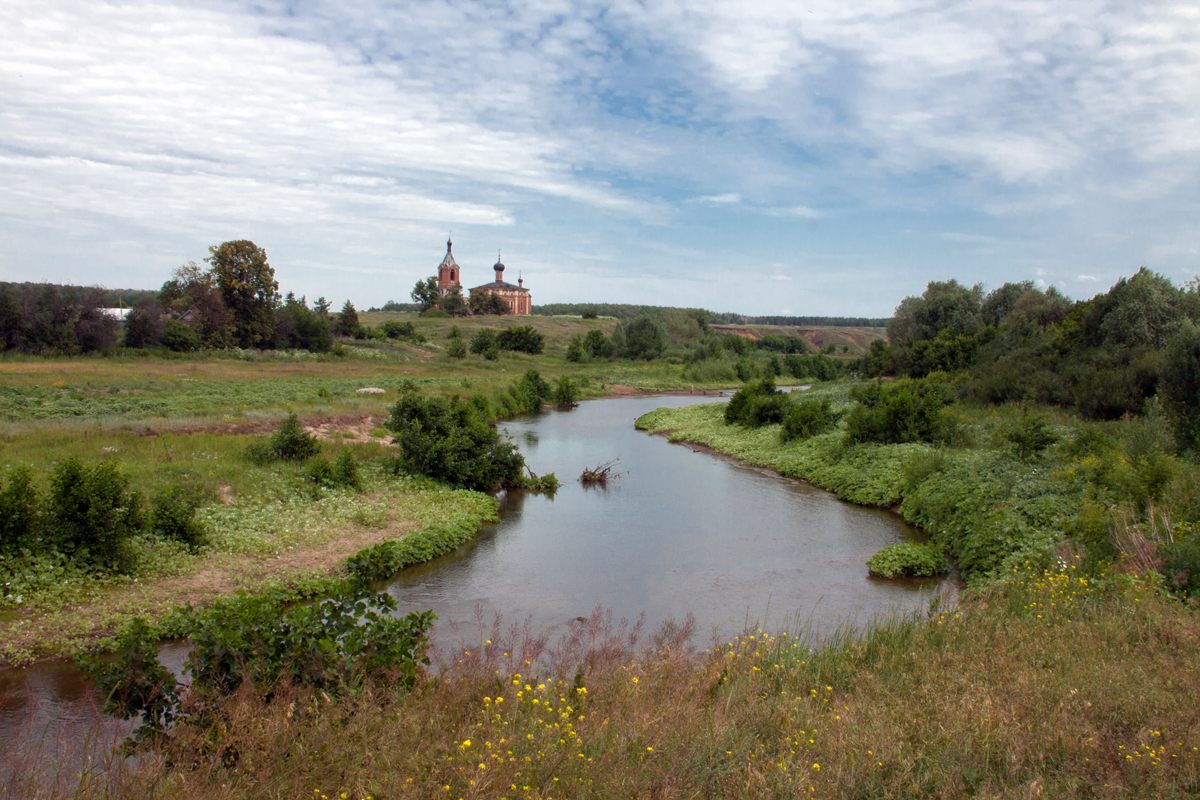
[385,394,946,646]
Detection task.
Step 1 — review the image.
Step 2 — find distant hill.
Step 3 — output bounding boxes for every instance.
[533,303,888,328]
[712,313,890,328]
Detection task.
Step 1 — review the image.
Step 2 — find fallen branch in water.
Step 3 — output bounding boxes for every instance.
[579,458,622,486]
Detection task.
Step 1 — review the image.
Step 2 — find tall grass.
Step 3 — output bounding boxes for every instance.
[45,566,1200,799]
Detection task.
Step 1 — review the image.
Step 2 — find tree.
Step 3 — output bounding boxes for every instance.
[207,240,279,348]
[1162,322,1200,450]
[441,286,468,316]
[470,291,510,316]
[335,300,359,336]
[411,277,439,312]
[123,300,164,348]
[618,313,666,360]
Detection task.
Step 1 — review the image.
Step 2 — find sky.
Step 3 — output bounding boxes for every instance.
[1,0,1198,317]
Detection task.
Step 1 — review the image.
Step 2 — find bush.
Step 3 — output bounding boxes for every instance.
[471,328,500,360]
[162,318,202,352]
[307,450,361,491]
[0,464,41,555]
[866,542,950,578]
[552,375,581,409]
[510,368,553,413]
[844,379,952,445]
[385,393,525,491]
[581,308,598,319]
[447,335,467,359]
[1002,407,1059,462]
[497,325,545,354]
[150,484,208,551]
[49,458,144,570]
[380,320,427,344]
[725,379,791,427]
[272,413,321,460]
[780,397,840,442]
[566,335,584,362]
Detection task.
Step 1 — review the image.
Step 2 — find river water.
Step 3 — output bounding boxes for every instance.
[1,394,948,771]
[383,394,944,650]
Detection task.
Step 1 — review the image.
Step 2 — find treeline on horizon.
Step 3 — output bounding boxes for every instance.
[858,270,1200,445]
[532,302,888,328]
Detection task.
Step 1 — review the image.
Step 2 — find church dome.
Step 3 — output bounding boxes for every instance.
[493,258,505,273]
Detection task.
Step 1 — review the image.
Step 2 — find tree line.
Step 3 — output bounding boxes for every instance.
[0,241,384,355]
[858,270,1200,449]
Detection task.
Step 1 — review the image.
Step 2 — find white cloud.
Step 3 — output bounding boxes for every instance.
[771,274,793,281]
[1077,274,1099,281]
[693,193,741,204]
[765,206,823,218]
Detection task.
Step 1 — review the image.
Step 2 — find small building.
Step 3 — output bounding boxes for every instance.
[469,255,531,316]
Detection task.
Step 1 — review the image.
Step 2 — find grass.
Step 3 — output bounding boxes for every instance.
[57,565,1200,799]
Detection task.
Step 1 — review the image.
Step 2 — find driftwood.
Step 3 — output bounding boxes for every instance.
[579,457,622,486]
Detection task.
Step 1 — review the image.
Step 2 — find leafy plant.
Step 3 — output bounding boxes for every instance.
[150,483,208,551]
[552,375,581,409]
[866,542,949,578]
[384,392,525,491]
[725,378,791,427]
[306,450,362,491]
[49,457,144,570]
[497,325,545,354]
[1003,406,1059,462]
[0,464,41,555]
[78,618,180,738]
[247,413,321,462]
[780,397,840,442]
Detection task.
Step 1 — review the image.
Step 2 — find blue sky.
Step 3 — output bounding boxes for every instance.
[1,0,1198,316]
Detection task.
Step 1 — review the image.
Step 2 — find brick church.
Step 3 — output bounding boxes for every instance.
[437,238,531,316]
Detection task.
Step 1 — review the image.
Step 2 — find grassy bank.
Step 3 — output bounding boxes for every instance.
[37,566,1200,799]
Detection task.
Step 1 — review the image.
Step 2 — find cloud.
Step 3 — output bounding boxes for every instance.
[1077,274,1099,281]
[692,193,742,204]
[771,274,793,281]
[765,206,823,218]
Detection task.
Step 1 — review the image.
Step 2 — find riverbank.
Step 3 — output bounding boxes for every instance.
[0,468,498,667]
[47,564,1200,800]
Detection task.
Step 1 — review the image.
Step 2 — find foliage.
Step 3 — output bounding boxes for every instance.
[724,378,791,427]
[496,324,545,354]
[346,517,488,583]
[581,307,598,319]
[446,331,467,358]
[247,413,322,463]
[150,484,208,551]
[844,379,953,446]
[0,464,41,555]
[470,290,510,316]
[617,313,668,360]
[273,294,332,352]
[334,300,359,337]
[552,375,581,409]
[184,586,435,694]
[379,319,427,343]
[887,279,984,348]
[566,334,584,362]
[1003,406,1060,462]
[470,328,500,359]
[0,282,120,355]
[780,396,840,442]
[207,240,279,349]
[49,457,144,570]
[306,450,362,492]
[1161,322,1200,450]
[77,618,180,737]
[511,368,553,413]
[385,392,525,491]
[410,276,439,312]
[866,542,949,578]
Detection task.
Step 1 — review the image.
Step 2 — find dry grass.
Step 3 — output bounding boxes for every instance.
[68,567,1200,800]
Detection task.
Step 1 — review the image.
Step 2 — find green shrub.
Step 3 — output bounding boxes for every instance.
[497,325,545,354]
[1160,522,1200,598]
[1002,407,1059,462]
[725,379,791,427]
[150,484,208,551]
[552,375,581,409]
[0,464,41,555]
[511,368,553,413]
[844,379,952,445]
[162,318,201,352]
[866,542,950,578]
[780,397,839,442]
[566,335,584,362]
[272,413,321,460]
[471,328,499,360]
[385,392,525,491]
[447,335,467,359]
[380,320,427,343]
[49,457,144,570]
[307,450,361,491]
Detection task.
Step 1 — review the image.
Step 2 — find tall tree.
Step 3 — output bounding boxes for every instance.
[335,300,359,336]
[207,240,279,348]
[411,277,439,312]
